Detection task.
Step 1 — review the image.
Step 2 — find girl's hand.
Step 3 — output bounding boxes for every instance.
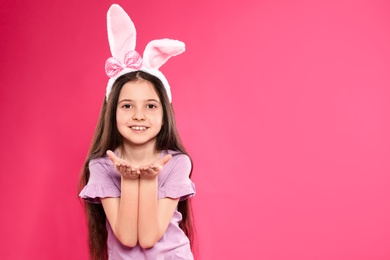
[106,150,139,180]
[139,154,172,179]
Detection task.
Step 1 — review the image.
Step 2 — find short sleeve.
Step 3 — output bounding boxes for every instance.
[79,157,121,204]
[158,153,196,201]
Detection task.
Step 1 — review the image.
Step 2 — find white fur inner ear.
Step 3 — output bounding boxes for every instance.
[107,4,137,63]
[143,39,185,69]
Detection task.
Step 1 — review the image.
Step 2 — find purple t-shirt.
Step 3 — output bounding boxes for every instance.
[79,150,195,260]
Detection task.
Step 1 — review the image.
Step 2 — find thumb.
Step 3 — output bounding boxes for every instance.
[106,150,118,164]
[159,154,172,166]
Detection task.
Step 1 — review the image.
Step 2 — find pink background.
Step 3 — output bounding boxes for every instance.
[1,0,390,259]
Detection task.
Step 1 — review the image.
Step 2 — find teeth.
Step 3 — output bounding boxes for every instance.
[131,126,146,130]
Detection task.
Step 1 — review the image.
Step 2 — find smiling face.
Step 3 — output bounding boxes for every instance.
[116,79,163,150]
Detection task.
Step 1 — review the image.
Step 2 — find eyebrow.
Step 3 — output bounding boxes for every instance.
[118,99,161,103]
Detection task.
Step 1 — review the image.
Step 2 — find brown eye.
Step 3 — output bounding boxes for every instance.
[147,104,157,109]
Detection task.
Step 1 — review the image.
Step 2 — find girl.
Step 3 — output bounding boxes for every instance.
[78,4,195,260]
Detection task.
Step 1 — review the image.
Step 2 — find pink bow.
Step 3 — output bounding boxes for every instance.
[105,50,143,78]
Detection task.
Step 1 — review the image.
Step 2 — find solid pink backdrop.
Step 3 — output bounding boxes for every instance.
[1,0,389,259]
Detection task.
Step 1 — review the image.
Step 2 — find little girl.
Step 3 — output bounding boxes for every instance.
[78,4,195,260]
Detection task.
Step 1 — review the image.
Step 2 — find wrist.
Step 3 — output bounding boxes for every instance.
[122,175,139,182]
[139,175,158,183]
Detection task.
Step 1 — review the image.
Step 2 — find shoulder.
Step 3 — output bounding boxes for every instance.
[160,150,192,179]
[158,151,194,191]
[164,150,191,168]
[88,154,116,177]
[89,154,112,168]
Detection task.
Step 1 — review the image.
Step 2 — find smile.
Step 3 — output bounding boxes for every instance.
[130,126,147,131]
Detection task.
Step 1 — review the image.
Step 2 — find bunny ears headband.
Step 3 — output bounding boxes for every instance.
[105,4,185,102]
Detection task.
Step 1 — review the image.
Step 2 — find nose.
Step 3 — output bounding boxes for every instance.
[132,108,145,121]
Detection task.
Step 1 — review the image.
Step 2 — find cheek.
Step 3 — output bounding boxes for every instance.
[116,111,128,126]
[157,113,164,126]
[153,117,163,129]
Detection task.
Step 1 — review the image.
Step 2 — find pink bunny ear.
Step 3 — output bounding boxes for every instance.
[143,39,185,69]
[104,4,185,102]
[107,4,136,63]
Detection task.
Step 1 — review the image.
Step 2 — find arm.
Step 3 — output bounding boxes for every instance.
[138,178,179,248]
[101,178,139,247]
[137,154,178,249]
[101,151,140,247]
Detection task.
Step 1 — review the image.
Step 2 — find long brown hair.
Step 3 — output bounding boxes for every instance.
[78,71,194,260]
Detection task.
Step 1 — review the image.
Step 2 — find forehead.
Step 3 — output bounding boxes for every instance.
[119,80,160,100]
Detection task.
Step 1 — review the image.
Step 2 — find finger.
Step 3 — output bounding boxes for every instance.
[146,167,156,175]
[148,163,162,172]
[116,161,125,168]
[139,167,156,176]
[112,157,131,169]
[131,167,140,175]
[119,165,127,173]
[125,167,132,174]
[139,166,148,172]
[106,150,119,164]
[159,154,172,166]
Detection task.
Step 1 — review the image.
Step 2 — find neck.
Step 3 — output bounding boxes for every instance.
[119,142,161,167]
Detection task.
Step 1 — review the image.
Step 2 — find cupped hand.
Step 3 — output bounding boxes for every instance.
[138,154,172,179]
[106,150,140,180]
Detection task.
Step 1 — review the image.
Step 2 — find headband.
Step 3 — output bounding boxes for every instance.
[105,4,185,102]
